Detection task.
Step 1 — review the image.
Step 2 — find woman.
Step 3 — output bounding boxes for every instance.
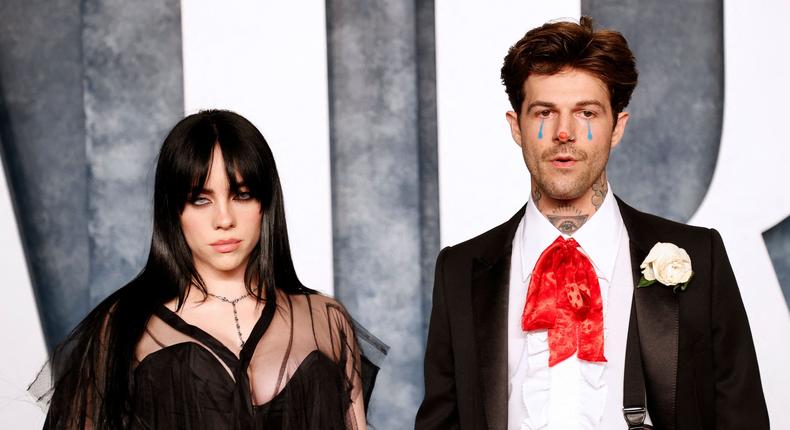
[38,110,367,429]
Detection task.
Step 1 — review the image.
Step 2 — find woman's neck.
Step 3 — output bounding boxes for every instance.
[191,258,250,295]
[202,281,249,299]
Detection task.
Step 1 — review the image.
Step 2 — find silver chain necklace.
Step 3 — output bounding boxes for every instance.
[207,292,250,348]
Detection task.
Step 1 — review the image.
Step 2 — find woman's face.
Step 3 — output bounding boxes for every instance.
[180,146,262,282]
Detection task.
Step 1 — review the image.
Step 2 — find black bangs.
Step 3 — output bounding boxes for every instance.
[178,119,218,207]
[212,116,272,206]
[161,110,274,211]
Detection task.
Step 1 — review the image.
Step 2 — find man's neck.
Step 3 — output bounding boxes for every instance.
[532,175,608,235]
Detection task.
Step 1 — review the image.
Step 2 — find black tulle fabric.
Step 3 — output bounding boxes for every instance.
[40,291,364,429]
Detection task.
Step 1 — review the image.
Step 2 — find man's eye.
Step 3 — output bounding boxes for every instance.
[580,110,595,118]
[538,110,552,118]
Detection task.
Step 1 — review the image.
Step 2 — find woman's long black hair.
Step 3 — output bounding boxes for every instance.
[40,110,311,428]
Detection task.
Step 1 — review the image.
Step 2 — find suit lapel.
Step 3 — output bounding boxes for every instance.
[618,196,678,429]
[471,206,524,430]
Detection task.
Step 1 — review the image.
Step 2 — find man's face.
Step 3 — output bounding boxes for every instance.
[506,68,629,201]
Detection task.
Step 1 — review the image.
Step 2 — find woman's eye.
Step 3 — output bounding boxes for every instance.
[191,197,210,206]
[235,192,252,201]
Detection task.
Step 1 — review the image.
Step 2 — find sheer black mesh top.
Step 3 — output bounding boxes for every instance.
[130,292,364,429]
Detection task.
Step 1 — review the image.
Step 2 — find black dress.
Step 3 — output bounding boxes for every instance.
[129,292,363,429]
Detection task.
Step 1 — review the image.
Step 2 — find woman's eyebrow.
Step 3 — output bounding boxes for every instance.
[195,188,215,196]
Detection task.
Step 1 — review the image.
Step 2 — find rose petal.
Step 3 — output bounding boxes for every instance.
[642,264,655,281]
[680,269,692,283]
[646,242,692,286]
[641,243,665,267]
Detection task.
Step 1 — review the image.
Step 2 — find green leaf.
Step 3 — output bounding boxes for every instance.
[672,272,694,294]
[637,277,656,288]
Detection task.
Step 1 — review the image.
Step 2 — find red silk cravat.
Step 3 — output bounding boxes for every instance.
[521,235,606,366]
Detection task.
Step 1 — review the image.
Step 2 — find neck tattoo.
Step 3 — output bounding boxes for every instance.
[208,292,250,348]
[546,204,589,235]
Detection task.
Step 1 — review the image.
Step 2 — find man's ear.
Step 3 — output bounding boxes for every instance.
[610,111,630,149]
[505,111,523,147]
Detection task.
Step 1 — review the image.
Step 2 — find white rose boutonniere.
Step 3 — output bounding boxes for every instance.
[639,242,693,293]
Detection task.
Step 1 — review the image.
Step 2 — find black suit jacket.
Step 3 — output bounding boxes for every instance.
[415,196,768,430]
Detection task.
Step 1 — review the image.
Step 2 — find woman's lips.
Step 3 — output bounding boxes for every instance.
[210,239,242,253]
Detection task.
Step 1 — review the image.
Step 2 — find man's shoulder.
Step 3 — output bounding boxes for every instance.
[616,196,714,249]
[440,205,526,262]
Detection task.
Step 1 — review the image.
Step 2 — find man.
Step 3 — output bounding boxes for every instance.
[415,17,768,430]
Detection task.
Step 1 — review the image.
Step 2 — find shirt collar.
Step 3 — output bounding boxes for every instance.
[520,185,624,283]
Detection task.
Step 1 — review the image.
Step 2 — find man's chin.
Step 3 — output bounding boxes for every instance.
[540,184,589,202]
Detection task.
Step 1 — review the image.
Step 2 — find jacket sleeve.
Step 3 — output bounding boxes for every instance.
[415,247,460,429]
[710,229,769,428]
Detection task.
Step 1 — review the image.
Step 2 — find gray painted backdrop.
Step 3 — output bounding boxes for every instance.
[765,217,790,311]
[326,0,439,426]
[1,0,91,345]
[82,0,184,306]
[0,0,183,345]
[583,0,724,223]
[1,1,789,428]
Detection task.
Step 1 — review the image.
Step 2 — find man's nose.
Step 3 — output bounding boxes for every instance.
[555,114,577,143]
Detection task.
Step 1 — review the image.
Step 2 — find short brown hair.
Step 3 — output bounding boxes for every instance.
[501,16,638,118]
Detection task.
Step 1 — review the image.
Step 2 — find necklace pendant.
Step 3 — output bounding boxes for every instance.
[207,292,250,351]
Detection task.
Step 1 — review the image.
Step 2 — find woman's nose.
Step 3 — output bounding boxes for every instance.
[213,202,235,230]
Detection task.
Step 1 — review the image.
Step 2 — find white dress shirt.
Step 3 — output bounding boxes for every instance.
[507,189,651,429]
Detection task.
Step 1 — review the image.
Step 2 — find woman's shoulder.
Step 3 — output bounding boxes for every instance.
[285,290,343,308]
[284,291,353,325]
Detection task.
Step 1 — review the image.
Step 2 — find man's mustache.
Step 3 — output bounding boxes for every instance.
[541,146,588,161]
